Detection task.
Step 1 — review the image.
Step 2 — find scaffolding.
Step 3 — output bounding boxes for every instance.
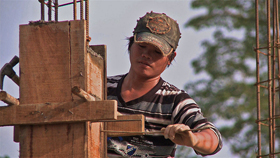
[255,0,280,157]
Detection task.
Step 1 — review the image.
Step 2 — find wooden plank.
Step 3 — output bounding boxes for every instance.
[20,21,72,104]
[87,45,107,158]
[106,114,145,137]
[0,90,19,106]
[0,100,117,126]
[70,20,87,100]
[19,123,86,158]
[89,45,107,100]
[18,21,108,158]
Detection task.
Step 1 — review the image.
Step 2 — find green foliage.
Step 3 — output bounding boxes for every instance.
[0,155,10,158]
[181,0,280,157]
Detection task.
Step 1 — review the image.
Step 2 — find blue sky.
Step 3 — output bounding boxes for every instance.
[0,0,236,157]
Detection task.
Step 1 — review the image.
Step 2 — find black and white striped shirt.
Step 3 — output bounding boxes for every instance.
[107,74,222,157]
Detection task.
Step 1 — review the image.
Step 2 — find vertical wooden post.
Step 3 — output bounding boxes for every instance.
[18,20,106,158]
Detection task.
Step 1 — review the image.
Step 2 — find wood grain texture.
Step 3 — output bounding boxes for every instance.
[106,114,145,137]
[0,100,117,126]
[18,21,108,158]
[20,21,72,104]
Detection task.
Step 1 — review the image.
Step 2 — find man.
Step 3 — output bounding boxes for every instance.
[107,11,222,157]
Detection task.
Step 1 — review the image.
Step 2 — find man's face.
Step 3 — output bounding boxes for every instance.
[129,42,170,79]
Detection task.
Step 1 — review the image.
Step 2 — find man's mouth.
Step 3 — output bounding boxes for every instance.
[138,60,151,67]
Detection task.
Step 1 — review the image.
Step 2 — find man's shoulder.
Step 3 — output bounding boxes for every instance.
[107,74,125,82]
[156,80,185,96]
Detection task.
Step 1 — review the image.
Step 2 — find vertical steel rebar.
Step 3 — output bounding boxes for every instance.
[272,0,277,156]
[255,0,262,157]
[40,0,45,21]
[85,0,89,46]
[48,0,52,21]
[266,0,274,157]
[74,0,77,20]
[55,0,58,22]
[80,0,84,20]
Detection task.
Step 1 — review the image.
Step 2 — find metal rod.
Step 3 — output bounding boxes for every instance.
[255,0,262,156]
[58,0,82,7]
[55,0,58,22]
[85,0,90,45]
[48,0,52,21]
[40,0,45,21]
[266,0,274,157]
[101,127,211,135]
[100,119,142,122]
[80,0,83,20]
[74,0,77,20]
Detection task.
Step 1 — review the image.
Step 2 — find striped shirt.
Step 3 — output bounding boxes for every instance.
[107,74,222,157]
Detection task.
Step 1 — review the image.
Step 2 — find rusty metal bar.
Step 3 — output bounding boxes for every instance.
[48,0,52,21]
[54,0,58,22]
[266,0,274,157]
[85,0,90,45]
[80,0,83,20]
[255,0,262,157]
[74,0,77,20]
[40,0,45,21]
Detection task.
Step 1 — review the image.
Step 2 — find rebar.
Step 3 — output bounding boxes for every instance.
[40,0,45,21]
[39,0,91,45]
[73,0,77,20]
[80,0,83,20]
[255,0,280,158]
[48,0,52,21]
[55,0,58,22]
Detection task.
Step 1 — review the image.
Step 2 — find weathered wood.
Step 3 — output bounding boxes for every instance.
[0,100,117,126]
[0,90,19,106]
[19,123,87,158]
[105,114,145,137]
[89,45,107,100]
[18,20,109,158]
[70,20,87,100]
[86,45,107,158]
[20,21,72,104]
[72,86,101,101]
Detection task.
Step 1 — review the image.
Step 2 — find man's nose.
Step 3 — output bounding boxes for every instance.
[141,49,151,59]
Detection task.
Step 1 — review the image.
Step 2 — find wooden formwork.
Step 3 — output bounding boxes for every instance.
[0,20,144,158]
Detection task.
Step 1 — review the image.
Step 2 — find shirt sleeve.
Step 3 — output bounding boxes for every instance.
[172,93,223,156]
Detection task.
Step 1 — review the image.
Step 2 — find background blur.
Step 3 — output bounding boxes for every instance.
[0,0,238,157]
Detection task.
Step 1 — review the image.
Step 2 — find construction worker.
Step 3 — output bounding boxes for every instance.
[107,11,222,157]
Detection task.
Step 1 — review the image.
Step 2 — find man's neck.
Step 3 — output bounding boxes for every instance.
[120,72,160,102]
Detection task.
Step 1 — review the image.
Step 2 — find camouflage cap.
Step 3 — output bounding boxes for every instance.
[133,11,181,56]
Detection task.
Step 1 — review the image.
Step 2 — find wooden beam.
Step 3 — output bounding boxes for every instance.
[72,86,101,101]
[0,100,117,126]
[0,90,19,106]
[105,114,145,137]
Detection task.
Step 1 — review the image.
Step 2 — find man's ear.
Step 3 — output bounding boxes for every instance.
[170,52,177,63]
[173,52,177,60]
[168,52,177,65]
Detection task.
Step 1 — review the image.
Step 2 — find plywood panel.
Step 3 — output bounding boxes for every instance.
[19,123,86,158]
[70,20,86,97]
[90,45,107,100]
[20,21,71,104]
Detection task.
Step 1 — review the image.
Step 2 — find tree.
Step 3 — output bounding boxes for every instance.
[179,0,280,158]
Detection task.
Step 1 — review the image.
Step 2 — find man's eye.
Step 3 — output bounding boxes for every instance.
[138,44,146,48]
[155,51,161,54]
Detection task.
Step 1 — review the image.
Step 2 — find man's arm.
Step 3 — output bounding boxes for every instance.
[162,124,220,155]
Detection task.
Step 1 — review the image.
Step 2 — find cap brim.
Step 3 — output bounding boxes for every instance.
[134,32,173,56]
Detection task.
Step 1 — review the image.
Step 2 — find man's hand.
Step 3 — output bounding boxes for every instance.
[161,124,198,147]
[161,124,219,155]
